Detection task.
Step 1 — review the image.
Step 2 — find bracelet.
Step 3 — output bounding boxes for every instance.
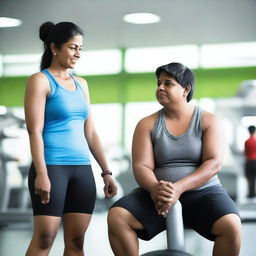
[101,170,112,177]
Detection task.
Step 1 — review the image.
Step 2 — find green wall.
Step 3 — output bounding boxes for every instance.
[0,66,255,106]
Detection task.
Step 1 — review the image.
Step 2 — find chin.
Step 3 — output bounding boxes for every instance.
[157,99,165,106]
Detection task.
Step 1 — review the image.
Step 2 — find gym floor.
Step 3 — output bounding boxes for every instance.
[0,209,255,256]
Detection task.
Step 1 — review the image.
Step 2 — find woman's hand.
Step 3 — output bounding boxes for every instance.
[103,175,117,198]
[34,173,51,204]
[150,180,180,217]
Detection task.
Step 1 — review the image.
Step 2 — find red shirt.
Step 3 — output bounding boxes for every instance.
[245,135,256,160]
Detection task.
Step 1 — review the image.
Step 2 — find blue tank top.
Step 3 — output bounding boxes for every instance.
[42,69,91,165]
[151,105,220,190]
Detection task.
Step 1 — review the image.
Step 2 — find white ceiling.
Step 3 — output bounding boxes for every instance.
[0,0,256,55]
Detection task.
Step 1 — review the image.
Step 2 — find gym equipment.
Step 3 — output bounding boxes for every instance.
[141,201,192,256]
[0,111,32,227]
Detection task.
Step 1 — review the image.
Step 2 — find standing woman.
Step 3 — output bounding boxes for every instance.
[25,21,117,256]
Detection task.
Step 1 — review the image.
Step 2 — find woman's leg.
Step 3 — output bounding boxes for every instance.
[62,213,92,256]
[211,213,241,256]
[108,207,144,256]
[61,165,96,256]
[25,215,61,256]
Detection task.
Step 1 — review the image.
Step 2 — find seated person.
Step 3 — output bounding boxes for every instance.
[108,62,241,256]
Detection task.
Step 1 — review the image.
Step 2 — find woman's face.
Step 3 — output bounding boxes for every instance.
[55,34,83,69]
[155,72,186,105]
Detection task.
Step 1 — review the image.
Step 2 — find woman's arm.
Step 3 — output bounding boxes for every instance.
[24,73,51,204]
[84,113,110,172]
[132,115,175,212]
[132,116,158,190]
[174,111,225,195]
[77,77,117,198]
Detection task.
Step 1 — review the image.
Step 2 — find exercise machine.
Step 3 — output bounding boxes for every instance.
[0,110,32,227]
[141,201,192,256]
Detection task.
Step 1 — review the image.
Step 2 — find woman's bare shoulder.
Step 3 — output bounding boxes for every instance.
[26,71,50,93]
[201,109,221,131]
[136,111,160,130]
[27,71,48,83]
[75,76,88,88]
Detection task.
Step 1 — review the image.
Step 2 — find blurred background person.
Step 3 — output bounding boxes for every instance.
[244,125,256,198]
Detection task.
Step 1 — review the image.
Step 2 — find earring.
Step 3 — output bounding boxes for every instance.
[53,52,57,56]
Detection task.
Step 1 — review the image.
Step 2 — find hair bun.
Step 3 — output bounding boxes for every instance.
[39,22,55,42]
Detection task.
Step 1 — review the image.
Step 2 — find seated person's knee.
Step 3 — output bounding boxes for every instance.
[108,207,127,226]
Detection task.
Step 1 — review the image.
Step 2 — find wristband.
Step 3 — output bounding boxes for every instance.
[101,170,112,177]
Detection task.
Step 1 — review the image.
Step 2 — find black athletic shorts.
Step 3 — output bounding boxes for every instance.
[111,185,240,241]
[28,164,96,216]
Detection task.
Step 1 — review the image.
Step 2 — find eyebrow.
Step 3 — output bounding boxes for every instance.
[69,43,83,48]
[158,78,173,82]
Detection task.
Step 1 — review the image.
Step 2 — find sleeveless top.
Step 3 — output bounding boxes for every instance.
[151,105,221,190]
[41,69,91,165]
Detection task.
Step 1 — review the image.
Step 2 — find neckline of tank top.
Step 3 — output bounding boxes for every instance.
[161,105,198,139]
[45,69,78,93]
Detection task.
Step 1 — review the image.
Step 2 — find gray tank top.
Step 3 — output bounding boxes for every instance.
[151,105,221,190]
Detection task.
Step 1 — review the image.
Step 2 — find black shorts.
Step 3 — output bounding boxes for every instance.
[111,185,240,241]
[28,164,96,216]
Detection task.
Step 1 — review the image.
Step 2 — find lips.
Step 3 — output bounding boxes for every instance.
[71,58,78,63]
[158,92,167,97]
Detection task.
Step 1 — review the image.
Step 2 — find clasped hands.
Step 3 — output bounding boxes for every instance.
[150,180,179,217]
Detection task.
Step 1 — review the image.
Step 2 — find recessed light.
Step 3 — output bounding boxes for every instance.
[123,13,161,24]
[0,17,22,28]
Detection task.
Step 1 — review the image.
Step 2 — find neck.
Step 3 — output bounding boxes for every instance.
[164,102,193,119]
[48,65,70,78]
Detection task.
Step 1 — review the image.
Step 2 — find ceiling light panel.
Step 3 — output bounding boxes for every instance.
[123,13,161,24]
[0,17,22,28]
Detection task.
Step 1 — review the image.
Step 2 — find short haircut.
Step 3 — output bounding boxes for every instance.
[155,62,195,102]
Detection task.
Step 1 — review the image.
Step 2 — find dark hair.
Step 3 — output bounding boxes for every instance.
[155,62,195,102]
[39,21,84,70]
[248,125,256,135]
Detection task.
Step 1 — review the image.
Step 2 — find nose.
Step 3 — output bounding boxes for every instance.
[75,49,80,58]
[158,83,165,90]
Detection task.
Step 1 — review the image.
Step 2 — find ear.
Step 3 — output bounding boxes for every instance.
[183,84,191,98]
[185,84,191,93]
[183,84,191,97]
[50,42,57,56]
